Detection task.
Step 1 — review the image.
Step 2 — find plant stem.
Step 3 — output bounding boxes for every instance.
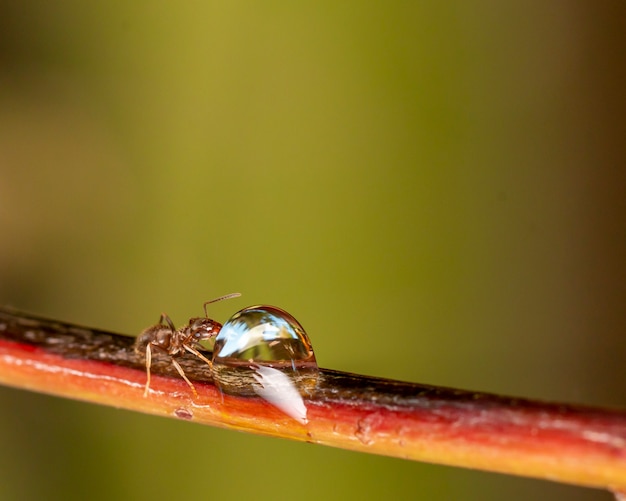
[0,306,624,493]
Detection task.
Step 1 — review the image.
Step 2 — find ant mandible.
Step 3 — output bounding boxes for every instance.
[134,293,241,397]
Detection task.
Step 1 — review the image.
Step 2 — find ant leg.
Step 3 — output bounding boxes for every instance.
[170,358,198,398]
[183,344,213,368]
[159,313,176,331]
[203,292,241,317]
[143,344,152,397]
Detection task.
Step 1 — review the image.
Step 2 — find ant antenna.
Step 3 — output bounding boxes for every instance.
[203,292,241,317]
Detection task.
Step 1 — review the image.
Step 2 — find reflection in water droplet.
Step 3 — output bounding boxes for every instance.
[252,365,308,424]
[613,490,626,501]
[212,305,318,423]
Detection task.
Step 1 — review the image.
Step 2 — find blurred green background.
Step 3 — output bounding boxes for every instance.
[0,2,624,500]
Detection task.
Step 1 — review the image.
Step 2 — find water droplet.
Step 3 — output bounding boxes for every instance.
[211,305,318,422]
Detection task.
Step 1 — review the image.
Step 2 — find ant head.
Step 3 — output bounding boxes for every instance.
[186,293,240,343]
[187,292,241,342]
[188,317,222,342]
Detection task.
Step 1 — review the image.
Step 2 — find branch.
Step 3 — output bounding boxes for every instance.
[0,306,624,495]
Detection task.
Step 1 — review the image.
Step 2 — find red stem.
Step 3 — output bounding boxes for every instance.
[0,306,624,493]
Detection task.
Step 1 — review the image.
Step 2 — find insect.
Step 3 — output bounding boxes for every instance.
[135,293,241,397]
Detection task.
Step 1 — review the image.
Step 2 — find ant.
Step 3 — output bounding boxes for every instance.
[135,293,240,397]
